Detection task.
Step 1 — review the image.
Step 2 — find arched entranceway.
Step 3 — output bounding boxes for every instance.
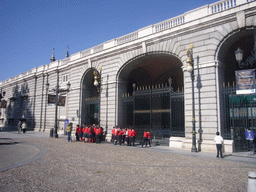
[218,26,256,152]
[117,52,184,143]
[81,68,100,126]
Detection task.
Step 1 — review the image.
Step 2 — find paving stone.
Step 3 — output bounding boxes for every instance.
[0,131,255,191]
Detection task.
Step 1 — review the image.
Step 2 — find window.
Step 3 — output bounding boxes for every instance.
[62,75,69,83]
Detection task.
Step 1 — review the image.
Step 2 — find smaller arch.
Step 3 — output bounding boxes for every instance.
[80,67,101,126]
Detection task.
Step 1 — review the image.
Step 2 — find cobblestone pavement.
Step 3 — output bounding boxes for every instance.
[0,131,256,192]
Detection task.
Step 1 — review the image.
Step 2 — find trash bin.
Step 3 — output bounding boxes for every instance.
[50,128,53,137]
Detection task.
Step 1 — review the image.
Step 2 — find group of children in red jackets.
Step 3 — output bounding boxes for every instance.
[75,124,103,144]
[111,127,138,146]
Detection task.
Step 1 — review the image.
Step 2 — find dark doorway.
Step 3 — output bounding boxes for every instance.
[118,52,184,144]
[81,69,100,126]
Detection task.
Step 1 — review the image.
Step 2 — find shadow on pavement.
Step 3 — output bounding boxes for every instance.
[0,142,20,146]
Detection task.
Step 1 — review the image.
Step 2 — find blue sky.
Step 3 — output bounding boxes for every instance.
[0,0,218,81]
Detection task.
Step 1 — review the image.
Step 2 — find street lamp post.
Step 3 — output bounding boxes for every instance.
[168,78,173,135]
[93,67,102,126]
[46,73,71,138]
[186,43,197,152]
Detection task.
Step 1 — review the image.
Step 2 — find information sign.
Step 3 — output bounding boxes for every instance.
[245,130,255,141]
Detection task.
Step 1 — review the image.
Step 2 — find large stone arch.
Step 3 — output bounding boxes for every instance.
[116,51,184,138]
[215,26,256,152]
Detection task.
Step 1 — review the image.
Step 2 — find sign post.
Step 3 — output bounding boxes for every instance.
[245,130,255,155]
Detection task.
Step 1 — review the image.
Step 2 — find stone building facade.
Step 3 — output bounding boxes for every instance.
[1,0,256,152]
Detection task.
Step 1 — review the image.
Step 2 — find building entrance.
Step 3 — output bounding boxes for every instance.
[122,83,184,145]
[84,103,99,126]
[118,52,184,145]
[218,27,256,152]
[81,69,100,126]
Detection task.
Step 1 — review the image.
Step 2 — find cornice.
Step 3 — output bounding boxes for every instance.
[1,1,255,86]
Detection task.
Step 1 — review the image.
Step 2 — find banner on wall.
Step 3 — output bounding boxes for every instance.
[48,94,66,106]
[235,69,256,94]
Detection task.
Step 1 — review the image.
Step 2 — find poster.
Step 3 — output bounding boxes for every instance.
[235,69,255,94]
[48,94,66,106]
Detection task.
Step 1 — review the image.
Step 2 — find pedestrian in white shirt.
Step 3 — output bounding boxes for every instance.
[214,132,224,158]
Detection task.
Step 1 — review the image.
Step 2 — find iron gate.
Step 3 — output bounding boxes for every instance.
[83,97,99,126]
[222,84,256,152]
[122,84,184,145]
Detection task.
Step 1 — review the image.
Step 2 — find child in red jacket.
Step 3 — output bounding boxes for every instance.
[130,128,137,146]
[147,131,151,147]
[75,125,80,141]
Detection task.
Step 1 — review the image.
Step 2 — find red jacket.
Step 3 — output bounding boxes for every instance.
[99,127,103,134]
[77,127,82,134]
[131,130,137,137]
[82,127,86,133]
[118,130,123,136]
[88,128,93,134]
[143,132,148,138]
[96,128,101,135]
[147,132,150,139]
[128,130,132,137]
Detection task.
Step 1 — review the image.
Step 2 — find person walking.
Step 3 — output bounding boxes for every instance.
[88,126,93,143]
[214,132,224,158]
[142,131,151,147]
[95,127,102,144]
[79,124,84,141]
[147,131,151,147]
[117,128,123,145]
[142,131,147,147]
[130,128,137,146]
[111,127,115,143]
[66,123,72,142]
[17,120,22,134]
[21,121,27,134]
[75,125,80,141]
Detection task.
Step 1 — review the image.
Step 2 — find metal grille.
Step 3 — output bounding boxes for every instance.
[122,86,184,145]
[222,85,256,152]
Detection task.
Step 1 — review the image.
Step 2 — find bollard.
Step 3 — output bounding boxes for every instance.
[50,128,53,137]
[248,172,256,192]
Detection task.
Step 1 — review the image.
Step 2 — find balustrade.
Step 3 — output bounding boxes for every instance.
[210,0,237,14]
[155,16,185,33]
[116,32,138,45]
